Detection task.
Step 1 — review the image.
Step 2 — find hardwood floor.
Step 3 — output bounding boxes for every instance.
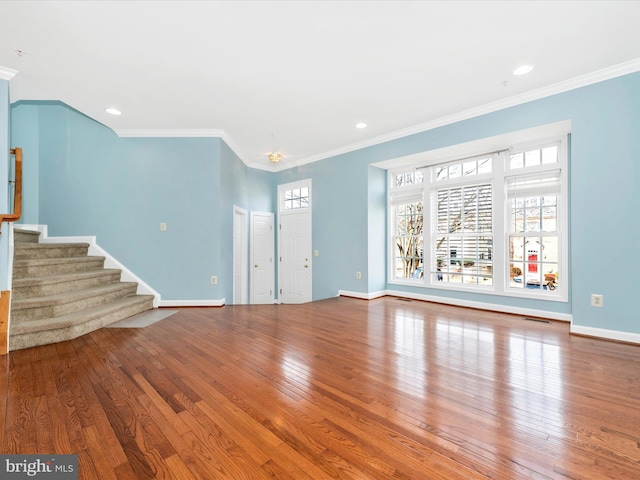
[2,296,640,479]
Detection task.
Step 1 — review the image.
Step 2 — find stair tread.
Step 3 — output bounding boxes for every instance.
[13,256,105,266]
[11,282,139,309]
[12,269,122,287]
[15,242,90,249]
[10,295,155,335]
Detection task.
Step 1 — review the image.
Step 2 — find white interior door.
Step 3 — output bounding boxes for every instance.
[250,212,274,304]
[279,212,312,303]
[233,206,248,304]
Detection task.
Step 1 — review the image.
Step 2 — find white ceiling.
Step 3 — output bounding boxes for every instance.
[2,1,640,171]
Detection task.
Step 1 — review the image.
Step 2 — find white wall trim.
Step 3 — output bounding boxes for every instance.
[570,324,640,345]
[0,66,18,81]
[17,224,161,308]
[339,288,572,322]
[158,298,225,307]
[114,129,224,138]
[338,290,386,300]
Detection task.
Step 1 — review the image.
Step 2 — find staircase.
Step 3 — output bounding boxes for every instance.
[9,228,154,351]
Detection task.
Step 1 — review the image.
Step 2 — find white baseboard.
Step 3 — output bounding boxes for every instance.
[340,288,573,323]
[17,224,162,308]
[158,299,225,307]
[570,324,640,345]
[338,290,386,300]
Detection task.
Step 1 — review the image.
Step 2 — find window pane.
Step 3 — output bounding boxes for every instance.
[478,158,492,174]
[510,152,524,169]
[542,263,559,291]
[449,164,461,179]
[524,202,541,232]
[285,190,294,200]
[300,187,309,197]
[542,237,558,263]
[285,199,293,210]
[542,146,558,164]
[415,171,424,183]
[436,166,448,181]
[300,197,309,208]
[510,261,524,288]
[509,236,524,261]
[525,149,541,167]
[404,173,413,185]
[395,174,404,187]
[478,185,492,232]
[463,161,477,176]
[542,206,556,231]
[463,187,478,232]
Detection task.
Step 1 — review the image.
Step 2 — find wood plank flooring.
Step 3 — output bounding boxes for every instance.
[2,296,640,479]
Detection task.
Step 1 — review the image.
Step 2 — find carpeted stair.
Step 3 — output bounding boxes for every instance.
[9,228,154,350]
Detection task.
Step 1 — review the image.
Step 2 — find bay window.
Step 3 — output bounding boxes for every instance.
[388,130,568,301]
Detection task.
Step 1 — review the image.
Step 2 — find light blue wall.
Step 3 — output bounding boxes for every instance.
[0,79,9,290]
[367,166,386,293]
[220,140,248,302]
[10,102,40,224]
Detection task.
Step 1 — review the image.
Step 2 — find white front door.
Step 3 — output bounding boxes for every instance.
[250,212,274,304]
[278,179,312,304]
[279,212,312,303]
[233,206,248,304]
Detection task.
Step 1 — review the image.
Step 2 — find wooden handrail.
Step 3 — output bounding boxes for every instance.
[0,147,22,231]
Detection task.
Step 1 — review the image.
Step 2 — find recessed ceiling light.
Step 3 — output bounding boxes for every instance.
[513,64,533,76]
[355,122,367,129]
[105,107,121,115]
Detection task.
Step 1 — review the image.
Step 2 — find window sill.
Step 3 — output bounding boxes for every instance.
[388,278,568,302]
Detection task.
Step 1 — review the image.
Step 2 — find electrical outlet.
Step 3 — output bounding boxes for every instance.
[160,222,167,231]
[591,294,604,307]
[211,276,217,285]
[356,271,361,280]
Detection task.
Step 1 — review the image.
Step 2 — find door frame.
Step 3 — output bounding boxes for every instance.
[232,206,249,304]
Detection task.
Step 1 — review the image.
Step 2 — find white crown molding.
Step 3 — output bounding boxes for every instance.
[115,128,224,138]
[0,66,18,81]
[287,57,640,169]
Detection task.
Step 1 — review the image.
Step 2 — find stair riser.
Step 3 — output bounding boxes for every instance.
[11,286,139,322]
[13,259,105,278]
[15,245,89,260]
[9,297,154,351]
[14,231,41,244]
[12,272,122,300]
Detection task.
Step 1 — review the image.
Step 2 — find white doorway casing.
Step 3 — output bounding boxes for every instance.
[250,212,275,304]
[233,206,249,304]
